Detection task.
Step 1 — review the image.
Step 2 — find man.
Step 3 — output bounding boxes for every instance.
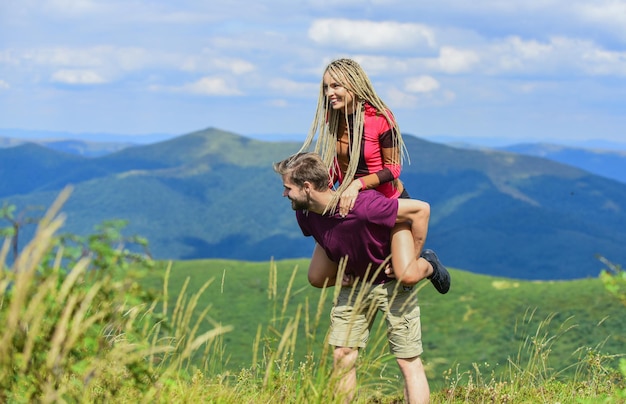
[274,152,450,404]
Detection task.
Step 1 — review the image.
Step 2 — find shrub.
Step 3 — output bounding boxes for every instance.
[0,188,230,402]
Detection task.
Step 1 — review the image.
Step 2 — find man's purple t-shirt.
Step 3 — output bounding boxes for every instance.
[296,190,398,284]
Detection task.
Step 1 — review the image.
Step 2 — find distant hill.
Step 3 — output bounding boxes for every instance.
[0,136,134,157]
[498,143,626,184]
[0,128,174,144]
[1,127,625,280]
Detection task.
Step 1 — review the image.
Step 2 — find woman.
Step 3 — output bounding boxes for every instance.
[299,58,449,293]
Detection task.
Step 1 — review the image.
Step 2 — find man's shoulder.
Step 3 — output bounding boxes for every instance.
[356,190,396,211]
[359,189,387,202]
[353,190,397,227]
[360,189,380,197]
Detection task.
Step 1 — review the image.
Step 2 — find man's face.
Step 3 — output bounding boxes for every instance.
[282,175,309,210]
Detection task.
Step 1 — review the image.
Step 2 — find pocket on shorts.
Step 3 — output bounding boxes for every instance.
[403,305,422,342]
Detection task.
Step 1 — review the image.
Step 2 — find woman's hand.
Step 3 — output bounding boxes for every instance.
[341,273,355,286]
[338,180,362,217]
[384,263,396,278]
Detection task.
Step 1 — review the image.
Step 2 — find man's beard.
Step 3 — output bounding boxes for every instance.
[290,192,311,211]
[291,197,308,210]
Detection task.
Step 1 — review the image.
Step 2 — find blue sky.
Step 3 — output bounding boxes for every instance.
[1,0,625,147]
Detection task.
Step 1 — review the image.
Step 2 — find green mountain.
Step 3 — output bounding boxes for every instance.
[0,143,86,196]
[1,127,625,280]
[0,135,135,157]
[498,143,626,184]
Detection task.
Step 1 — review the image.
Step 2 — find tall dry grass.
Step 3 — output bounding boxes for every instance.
[0,188,231,403]
[1,189,624,403]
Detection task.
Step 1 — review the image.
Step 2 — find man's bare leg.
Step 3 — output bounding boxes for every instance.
[333,347,359,403]
[397,355,430,404]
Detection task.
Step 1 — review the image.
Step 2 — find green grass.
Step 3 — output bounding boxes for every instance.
[139,258,625,393]
[1,191,625,402]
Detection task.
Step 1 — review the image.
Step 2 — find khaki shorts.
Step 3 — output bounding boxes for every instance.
[328,280,423,359]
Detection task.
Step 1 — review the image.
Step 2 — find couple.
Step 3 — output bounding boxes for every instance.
[274,152,450,404]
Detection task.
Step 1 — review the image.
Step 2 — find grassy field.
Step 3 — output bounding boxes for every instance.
[139,257,625,392]
[2,194,625,402]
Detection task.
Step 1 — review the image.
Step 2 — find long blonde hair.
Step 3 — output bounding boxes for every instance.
[299,58,408,210]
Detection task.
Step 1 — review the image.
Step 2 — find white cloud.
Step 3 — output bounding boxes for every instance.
[308,19,436,52]
[217,59,256,75]
[1,0,626,143]
[436,47,480,73]
[47,0,98,11]
[405,75,440,93]
[267,99,289,107]
[0,51,19,66]
[385,78,455,110]
[507,37,553,59]
[2,46,243,84]
[268,78,318,95]
[15,0,108,17]
[574,1,626,39]
[385,87,418,108]
[385,84,456,110]
[11,46,157,72]
[484,36,626,76]
[515,81,546,94]
[486,36,553,73]
[183,54,256,75]
[347,55,412,76]
[51,69,106,84]
[555,37,626,76]
[178,76,242,96]
[11,46,257,78]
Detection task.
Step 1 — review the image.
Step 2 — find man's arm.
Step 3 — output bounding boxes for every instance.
[396,199,430,257]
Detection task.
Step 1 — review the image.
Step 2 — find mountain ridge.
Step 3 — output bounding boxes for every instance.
[1,127,624,280]
[497,142,626,184]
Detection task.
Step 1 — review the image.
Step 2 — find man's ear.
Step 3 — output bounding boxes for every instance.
[302,181,313,193]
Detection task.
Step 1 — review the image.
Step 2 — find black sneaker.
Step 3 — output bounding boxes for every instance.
[422,249,450,294]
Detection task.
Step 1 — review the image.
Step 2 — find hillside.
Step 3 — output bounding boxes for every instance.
[0,135,135,157]
[499,143,626,184]
[139,258,626,391]
[1,127,625,280]
[0,143,86,196]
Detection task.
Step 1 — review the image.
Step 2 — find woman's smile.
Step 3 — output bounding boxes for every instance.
[323,71,355,114]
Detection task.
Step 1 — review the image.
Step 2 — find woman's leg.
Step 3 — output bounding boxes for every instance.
[394,197,451,292]
[390,223,432,286]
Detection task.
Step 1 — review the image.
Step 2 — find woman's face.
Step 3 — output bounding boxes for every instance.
[323,71,355,114]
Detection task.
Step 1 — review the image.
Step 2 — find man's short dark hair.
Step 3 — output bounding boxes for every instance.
[273,152,329,191]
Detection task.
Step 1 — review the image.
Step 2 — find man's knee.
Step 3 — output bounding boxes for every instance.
[396,355,425,372]
[333,347,358,365]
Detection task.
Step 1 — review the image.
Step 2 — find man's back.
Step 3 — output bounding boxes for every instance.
[296,190,398,284]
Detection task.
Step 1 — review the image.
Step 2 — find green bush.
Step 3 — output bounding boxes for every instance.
[0,188,230,402]
[599,256,626,401]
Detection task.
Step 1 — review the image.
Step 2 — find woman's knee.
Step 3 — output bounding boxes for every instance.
[308,269,329,287]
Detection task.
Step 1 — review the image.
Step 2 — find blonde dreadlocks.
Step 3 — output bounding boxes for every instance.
[299,58,409,213]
